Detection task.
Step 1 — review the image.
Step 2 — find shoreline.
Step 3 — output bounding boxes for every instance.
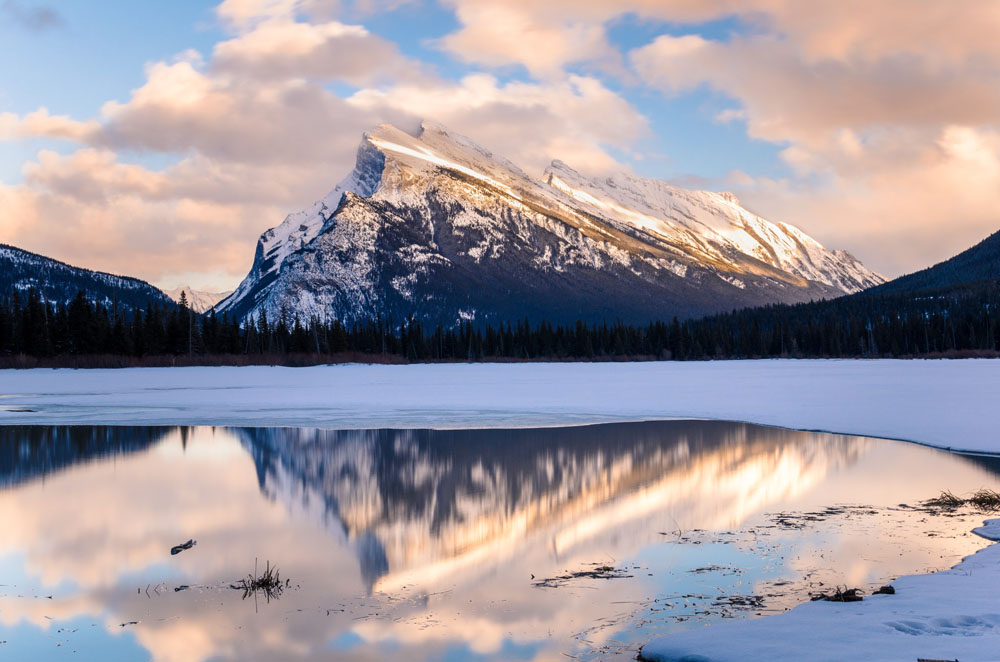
[639,517,1000,662]
[1,360,997,658]
[2,359,998,452]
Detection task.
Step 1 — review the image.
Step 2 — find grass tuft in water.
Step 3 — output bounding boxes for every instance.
[924,489,1000,511]
[235,558,289,603]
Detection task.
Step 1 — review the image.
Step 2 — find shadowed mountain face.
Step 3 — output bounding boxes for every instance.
[216,122,882,326]
[0,244,175,314]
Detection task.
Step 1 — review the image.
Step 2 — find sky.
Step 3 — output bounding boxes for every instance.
[2,0,1000,291]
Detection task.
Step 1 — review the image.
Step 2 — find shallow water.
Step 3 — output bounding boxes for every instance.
[0,421,997,661]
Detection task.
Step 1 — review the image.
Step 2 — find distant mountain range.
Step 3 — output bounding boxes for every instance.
[676,225,1000,358]
[13,123,997,336]
[214,122,882,325]
[1,214,996,360]
[0,245,234,316]
[162,286,233,314]
[0,244,175,315]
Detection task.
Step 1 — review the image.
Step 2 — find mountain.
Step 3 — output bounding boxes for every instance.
[216,122,882,325]
[0,243,175,314]
[869,229,1000,295]
[163,286,233,314]
[673,226,1000,358]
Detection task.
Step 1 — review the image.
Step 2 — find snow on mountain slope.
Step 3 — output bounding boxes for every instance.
[544,162,882,293]
[163,286,234,314]
[216,122,883,325]
[0,243,175,313]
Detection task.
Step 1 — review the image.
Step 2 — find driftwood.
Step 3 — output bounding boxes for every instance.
[532,563,631,588]
[810,587,863,602]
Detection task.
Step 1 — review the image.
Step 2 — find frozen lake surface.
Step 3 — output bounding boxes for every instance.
[1,421,998,662]
[2,359,999,453]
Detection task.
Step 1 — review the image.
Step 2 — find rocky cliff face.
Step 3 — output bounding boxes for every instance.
[216,122,883,325]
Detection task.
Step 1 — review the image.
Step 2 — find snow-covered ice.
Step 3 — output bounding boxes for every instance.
[0,359,997,454]
[640,518,1000,662]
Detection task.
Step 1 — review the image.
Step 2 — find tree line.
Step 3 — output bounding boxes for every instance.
[2,281,998,365]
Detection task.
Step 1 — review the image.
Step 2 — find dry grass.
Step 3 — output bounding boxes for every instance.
[924,489,1000,511]
[235,559,288,604]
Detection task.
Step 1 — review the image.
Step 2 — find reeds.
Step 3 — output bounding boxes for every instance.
[235,558,288,604]
[924,489,1000,511]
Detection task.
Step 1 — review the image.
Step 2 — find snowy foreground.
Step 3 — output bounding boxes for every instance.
[3,359,1000,661]
[642,519,1000,662]
[0,359,998,453]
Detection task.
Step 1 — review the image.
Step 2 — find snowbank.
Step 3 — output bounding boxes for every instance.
[640,518,1000,662]
[0,359,997,454]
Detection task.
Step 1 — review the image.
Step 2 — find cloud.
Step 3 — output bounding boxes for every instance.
[436,0,1000,76]
[0,151,298,290]
[631,34,1000,147]
[619,3,1000,275]
[211,18,419,84]
[0,108,99,142]
[89,58,378,165]
[215,0,302,28]
[435,1,619,78]
[421,0,1000,274]
[1,0,62,31]
[0,2,647,289]
[348,73,648,173]
[215,0,404,29]
[13,0,997,285]
[724,125,1000,277]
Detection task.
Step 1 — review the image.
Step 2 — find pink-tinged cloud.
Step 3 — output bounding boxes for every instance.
[211,18,421,84]
[0,5,647,289]
[6,0,1000,286]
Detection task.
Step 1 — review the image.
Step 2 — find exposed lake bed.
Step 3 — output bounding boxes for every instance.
[1,421,998,661]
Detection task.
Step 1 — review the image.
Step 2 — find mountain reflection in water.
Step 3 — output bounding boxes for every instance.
[235,423,866,592]
[0,421,996,662]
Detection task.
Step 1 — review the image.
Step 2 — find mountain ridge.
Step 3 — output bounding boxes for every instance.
[868,229,1000,295]
[216,121,882,326]
[0,243,175,314]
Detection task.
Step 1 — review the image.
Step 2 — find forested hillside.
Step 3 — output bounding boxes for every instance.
[0,244,175,314]
[1,227,997,365]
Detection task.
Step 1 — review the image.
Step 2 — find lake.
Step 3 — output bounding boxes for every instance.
[0,421,997,661]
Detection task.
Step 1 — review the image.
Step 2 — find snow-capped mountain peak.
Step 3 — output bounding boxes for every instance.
[163,286,234,314]
[215,122,883,325]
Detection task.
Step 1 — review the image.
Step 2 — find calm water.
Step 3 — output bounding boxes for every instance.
[1,422,998,661]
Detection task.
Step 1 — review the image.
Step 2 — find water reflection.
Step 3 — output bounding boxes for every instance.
[235,424,867,593]
[0,426,171,488]
[0,422,996,662]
